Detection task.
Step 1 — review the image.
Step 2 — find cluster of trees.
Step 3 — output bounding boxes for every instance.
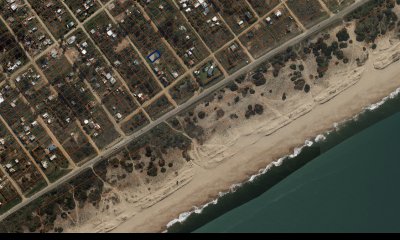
[245,104,264,119]
[304,34,348,78]
[251,72,267,86]
[348,0,398,42]
[269,47,299,77]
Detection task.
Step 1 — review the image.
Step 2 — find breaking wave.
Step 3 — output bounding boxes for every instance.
[165,87,400,232]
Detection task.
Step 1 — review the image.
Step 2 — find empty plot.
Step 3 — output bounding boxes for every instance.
[110,2,184,87]
[37,49,73,83]
[287,0,329,29]
[139,0,209,68]
[240,7,301,58]
[0,85,72,182]
[216,41,251,74]
[0,120,47,196]
[27,0,76,39]
[121,110,150,136]
[169,75,200,105]
[64,0,101,22]
[215,0,258,35]
[0,174,22,214]
[0,2,53,57]
[0,20,27,74]
[247,0,281,16]
[85,12,161,104]
[322,0,355,13]
[145,95,175,121]
[176,0,234,51]
[65,29,138,121]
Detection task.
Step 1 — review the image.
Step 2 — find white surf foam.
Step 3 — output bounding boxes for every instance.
[165,87,400,232]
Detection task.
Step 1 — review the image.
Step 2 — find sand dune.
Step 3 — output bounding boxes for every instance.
[52,24,400,233]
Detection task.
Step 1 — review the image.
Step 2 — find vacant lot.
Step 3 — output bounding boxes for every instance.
[121,110,150,136]
[0,174,22,214]
[287,0,329,29]
[215,0,258,35]
[240,6,301,58]
[176,0,234,51]
[140,0,210,67]
[247,0,281,16]
[0,119,47,196]
[37,50,73,84]
[0,3,53,57]
[0,85,72,182]
[322,0,355,13]
[65,29,138,121]
[216,41,251,74]
[169,75,200,105]
[0,20,27,74]
[85,12,161,104]
[145,95,175,121]
[64,0,101,22]
[111,2,184,86]
[27,0,76,39]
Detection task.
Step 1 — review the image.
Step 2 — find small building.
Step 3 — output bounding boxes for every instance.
[41,161,48,169]
[244,11,253,21]
[66,21,75,29]
[147,50,161,63]
[207,64,215,77]
[49,155,57,161]
[229,43,238,52]
[47,144,57,152]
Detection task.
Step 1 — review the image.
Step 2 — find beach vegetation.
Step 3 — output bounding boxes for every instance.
[252,72,267,86]
[336,28,350,42]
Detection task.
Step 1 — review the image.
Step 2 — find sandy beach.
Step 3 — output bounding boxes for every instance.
[84,28,400,232]
[31,10,400,232]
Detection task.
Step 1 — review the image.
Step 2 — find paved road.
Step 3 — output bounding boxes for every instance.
[0,0,370,222]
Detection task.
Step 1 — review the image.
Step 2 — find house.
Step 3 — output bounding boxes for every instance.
[47,144,57,152]
[207,64,215,77]
[266,17,272,24]
[244,11,253,21]
[66,21,75,29]
[147,50,161,63]
[229,43,238,52]
[41,160,48,169]
[49,155,57,161]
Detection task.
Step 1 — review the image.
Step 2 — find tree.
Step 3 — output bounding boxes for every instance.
[304,84,311,93]
[254,104,264,115]
[197,111,206,119]
[216,109,225,120]
[336,28,350,42]
[252,72,266,86]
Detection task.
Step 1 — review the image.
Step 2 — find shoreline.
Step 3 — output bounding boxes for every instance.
[109,37,400,232]
[165,86,400,231]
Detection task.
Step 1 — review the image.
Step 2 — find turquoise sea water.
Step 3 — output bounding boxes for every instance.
[195,111,400,233]
[167,89,400,233]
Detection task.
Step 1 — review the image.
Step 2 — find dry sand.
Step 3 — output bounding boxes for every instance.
[58,24,400,233]
[106,35,400,232]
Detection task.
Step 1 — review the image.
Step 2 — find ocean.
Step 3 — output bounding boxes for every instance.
[166,88,400,233]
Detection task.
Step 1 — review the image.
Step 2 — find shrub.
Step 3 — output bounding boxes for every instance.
[336,28,350,42]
